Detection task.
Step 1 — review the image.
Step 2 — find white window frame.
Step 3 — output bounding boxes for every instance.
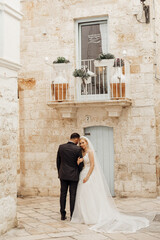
[75,17,109,101]
[75,16,108,67]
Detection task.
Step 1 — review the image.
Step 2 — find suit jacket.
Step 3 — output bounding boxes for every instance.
[56,142,84,181]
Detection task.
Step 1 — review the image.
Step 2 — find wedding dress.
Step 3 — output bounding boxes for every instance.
[71,137,149,233]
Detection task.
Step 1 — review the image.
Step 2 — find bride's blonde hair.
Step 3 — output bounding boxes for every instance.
[80,137,92,152]
[80,137,88,144]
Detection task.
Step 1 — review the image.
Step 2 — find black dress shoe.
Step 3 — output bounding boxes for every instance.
[61,215,67,220]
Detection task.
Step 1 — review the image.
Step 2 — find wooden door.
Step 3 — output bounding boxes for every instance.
[84,126,115,196]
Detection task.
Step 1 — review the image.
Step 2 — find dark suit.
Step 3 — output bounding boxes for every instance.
[56,141,83,217]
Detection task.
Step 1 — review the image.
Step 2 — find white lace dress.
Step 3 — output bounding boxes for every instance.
[71,153,149,233]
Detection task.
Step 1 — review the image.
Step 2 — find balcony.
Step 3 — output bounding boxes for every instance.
[46,59,132,118]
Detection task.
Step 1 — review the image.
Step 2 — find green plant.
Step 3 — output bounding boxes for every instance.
[96,53,115,60]
[73,68,90,85]
[53,57,70,64]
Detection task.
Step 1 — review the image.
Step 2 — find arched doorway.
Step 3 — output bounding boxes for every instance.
[84,126,115,196]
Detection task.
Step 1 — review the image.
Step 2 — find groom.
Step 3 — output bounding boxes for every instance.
[56,133,84,220]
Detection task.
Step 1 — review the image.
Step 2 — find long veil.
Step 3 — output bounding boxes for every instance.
[80,136,150,233]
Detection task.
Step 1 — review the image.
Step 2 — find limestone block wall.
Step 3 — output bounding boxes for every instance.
[0,70,18,234]
[19,0,157,197]
[154,0,160,194]
[0,0,22,234]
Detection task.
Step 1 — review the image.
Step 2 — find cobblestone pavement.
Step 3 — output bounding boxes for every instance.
[1,197,160,240]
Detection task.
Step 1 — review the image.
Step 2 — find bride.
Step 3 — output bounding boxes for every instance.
[71,136,149,233]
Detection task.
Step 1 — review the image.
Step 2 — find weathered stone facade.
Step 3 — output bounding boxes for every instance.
[0,0,22,234]
[0,72,18,234]
[19,0,159,198]
[155,0,160,195]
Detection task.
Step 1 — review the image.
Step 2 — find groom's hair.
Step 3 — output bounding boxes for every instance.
[70,133,80,139]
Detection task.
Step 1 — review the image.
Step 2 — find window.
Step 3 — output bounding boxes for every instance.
[79,20,108,61]
[76,18,109,99]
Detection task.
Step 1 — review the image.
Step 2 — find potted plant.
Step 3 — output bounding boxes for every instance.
[52,57,71,101]
[110,58,126,99]
[113,58,125,74]
[73,66,94,96]
[73,67,91,85]
[53,56,70,64]
[94,53,115,67]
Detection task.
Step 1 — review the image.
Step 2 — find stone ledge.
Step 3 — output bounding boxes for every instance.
[0,2,23,20]
[0,58,21,71]
[47,99,132,118]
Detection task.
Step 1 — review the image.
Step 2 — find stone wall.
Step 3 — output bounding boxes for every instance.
[0,0,22,234]
[154,0,160,195]
[19,0,157,197]
[0,70,18,234]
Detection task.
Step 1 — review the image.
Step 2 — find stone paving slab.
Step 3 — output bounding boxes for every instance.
[0,197,160,240]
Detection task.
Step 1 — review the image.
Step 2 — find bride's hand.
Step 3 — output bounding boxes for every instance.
[83,176,89,183]
[77,157,83,165]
